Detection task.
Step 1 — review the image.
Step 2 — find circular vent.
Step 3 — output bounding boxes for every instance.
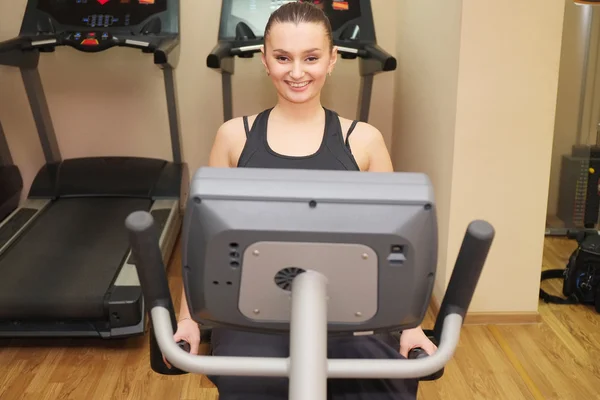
[274,267,306,291]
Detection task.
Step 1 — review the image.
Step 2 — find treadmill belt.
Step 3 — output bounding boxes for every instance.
[0,197,151,320]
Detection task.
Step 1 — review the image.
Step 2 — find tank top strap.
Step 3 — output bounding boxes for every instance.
[237,108,273,167]
[323,108,361,171]
[242,116,250,138]
[345,120,359,148]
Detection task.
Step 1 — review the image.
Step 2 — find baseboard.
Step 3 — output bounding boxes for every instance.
[429,296,542,325]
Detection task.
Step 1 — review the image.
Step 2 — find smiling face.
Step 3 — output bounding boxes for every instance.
[262,21,337,105]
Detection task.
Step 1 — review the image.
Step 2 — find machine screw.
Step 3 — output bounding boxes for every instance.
[355,311,362,317]
[362,253,368,259]
[253,250,260,256]
[254,309,260,314]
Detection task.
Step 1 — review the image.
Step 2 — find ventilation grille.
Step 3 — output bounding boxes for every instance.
[274,267,306,291]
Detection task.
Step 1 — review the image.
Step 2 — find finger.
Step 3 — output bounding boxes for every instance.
[399,344,411,358]
[190,337,200,355]
[162,354,172,369]
[424,342,437,355]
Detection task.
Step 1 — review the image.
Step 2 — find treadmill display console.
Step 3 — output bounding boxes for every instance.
[37,0,167,28]
[220,0,361,40]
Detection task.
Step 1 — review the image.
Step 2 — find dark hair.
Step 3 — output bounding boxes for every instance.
[264,2,333,50]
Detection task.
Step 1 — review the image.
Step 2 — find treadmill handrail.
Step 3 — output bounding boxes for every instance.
[0,37,29,53]
[154,37,180,67]
[361,43,397,72]
[206,40,395,71]
[207,42,234,69]
[0,37,39,68]
[0,33,180,58]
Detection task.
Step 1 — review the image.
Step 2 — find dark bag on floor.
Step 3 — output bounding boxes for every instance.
[539,230,600,313]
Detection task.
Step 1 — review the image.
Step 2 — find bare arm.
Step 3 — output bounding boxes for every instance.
[177,120,241,321]
[362,125,394,173]
[178,123,237,321]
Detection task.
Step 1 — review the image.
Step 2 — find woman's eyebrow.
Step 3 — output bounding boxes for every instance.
[272,48,323,53]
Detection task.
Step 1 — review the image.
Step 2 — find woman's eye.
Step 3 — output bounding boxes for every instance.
[306,57,318,62]
[276,56,289,62]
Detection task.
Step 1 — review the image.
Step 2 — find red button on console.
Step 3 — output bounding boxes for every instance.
[81,39,99,46]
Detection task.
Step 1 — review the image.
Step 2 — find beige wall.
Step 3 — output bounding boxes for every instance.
[392,0,462,307]
[393,0,566,313]
[0,0,397,202]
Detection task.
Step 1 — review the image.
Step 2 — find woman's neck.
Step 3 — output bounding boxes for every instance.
[272,94,323,123]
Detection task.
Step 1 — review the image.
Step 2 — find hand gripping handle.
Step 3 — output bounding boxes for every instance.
[125,211,190,375]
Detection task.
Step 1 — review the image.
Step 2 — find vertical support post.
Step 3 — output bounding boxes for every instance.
[0,120,13,166]
[357,75,374,123]
[163,66,183,164]
[289,270,328,400]
[222,71,233,122]
[20,67,61,165]
[577,6,595,145]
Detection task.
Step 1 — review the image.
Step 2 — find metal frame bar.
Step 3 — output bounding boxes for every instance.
[0,120,13,167]
[357,75,374,123]
[289,271,328,400]
[222,72,233,122]
[162,66,183,164]
[152,272,463,380]
[20,66,61,165]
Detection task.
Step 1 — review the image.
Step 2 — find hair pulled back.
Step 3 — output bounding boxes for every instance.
[264,1,334,50]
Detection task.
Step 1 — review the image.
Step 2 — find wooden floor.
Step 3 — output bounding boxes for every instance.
[1,236,599,400]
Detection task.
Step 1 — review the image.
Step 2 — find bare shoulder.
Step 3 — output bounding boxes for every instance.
[338,116,384,146]
[338,116,392,172]
[210,115,256,167]
[215,116,247,144]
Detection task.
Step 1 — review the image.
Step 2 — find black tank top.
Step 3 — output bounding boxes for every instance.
[237,107,360,171]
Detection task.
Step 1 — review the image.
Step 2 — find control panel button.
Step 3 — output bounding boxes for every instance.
[81,38,99,46]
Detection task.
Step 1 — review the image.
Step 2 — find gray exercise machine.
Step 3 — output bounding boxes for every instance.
[207,0,397,122]
[126,167,494,399]
[0,0,187,338]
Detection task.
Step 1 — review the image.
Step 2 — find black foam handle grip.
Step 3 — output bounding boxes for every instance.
[0,37,41,69]
[0,37,26,53]
[433,220,495,342]
[363,44,397,71]
[154,37,179,65]
[126,211,173,313]
[206,42,233,69]
[408,348,445,381]
[125,211,189,375]
[408,348,428,359]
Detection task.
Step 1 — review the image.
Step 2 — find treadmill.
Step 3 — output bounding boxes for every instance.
[207,0,397,122]
[0,0,188,339]
[0,120,23,222]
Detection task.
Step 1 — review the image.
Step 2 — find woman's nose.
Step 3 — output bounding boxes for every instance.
[289,62,305,80]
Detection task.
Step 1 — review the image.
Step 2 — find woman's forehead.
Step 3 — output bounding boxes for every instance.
[266,22,329,49]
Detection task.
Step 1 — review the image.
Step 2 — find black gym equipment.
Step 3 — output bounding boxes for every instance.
[0,120,23,222]
[207,0,397,122]
[0,0,188,339]
[126,167,494,397]
[555,145,600,231]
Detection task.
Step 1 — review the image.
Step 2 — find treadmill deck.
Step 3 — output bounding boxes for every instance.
[0,198,151,320]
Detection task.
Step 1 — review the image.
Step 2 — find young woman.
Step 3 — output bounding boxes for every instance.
[171,2,437,399]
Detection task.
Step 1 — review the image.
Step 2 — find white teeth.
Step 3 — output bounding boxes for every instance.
[288,81,309,88]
